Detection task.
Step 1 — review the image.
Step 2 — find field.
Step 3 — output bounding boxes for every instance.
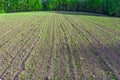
[0,11,120,80]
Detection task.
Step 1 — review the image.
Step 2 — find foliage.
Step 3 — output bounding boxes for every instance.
[0,0,120,16]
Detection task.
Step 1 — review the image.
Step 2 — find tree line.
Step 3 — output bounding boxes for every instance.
[0,0,120,16]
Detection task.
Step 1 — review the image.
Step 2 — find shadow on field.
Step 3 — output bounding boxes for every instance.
[53,11,119,18]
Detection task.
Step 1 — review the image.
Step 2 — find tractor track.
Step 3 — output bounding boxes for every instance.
[0,16,49,80]
[63,16,111,80]
[60,18,75,80]
[65,16,120,79]
[46,16,55,80]
[34,17,52,80]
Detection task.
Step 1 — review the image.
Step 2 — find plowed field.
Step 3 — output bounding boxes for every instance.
[0,12,120,80]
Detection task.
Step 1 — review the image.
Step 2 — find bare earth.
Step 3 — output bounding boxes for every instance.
[0,11,120,80]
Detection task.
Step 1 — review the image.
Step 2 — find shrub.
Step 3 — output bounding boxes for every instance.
[0,9,5,13]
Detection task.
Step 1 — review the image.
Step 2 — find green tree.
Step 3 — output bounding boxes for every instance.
[0,0,119,17]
